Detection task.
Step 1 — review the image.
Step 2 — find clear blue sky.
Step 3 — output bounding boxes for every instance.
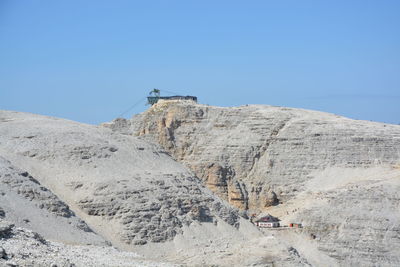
[1,0,399,124]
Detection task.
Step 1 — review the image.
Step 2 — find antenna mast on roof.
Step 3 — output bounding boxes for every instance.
[149,88,160,97]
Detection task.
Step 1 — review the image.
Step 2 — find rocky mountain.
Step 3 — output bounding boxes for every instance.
[0,109,308,266]
[2,102,400,266]
[104,100,400,266]
[0,156,105,246]
[106,101,400,210]
[0,219,175,267]
[0,110,244,247]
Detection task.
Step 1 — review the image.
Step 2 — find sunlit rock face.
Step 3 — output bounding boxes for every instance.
[108,100,400,213]
[104,100,400,266]
[0,110,241,248]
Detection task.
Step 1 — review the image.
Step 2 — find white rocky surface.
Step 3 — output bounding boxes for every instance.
[0,156,105,246]
[104,100,400,266]
[271,166,400,267]
[2,102,400,266]
[0,110,243,249]
[111,101,400,212]
[0,109,309,266]
[0,219,175,267]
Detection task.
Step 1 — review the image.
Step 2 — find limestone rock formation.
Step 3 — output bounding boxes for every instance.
[108,100,400,213]
[268,166,400,266]
[0,156,104,245]
[0,109,316,266]
[0,218,175,267]
[3,103,400,266]
[104,100,400,266]
[0,110,241,249]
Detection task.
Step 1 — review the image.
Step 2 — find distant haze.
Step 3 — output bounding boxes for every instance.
[0,0,399,124]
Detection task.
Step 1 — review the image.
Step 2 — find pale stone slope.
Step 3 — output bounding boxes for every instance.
[0,110,241,249]
[0,219,176,267]
[0,109,316,267]
[104,100,400,266]
[108,101,400,211]
[0,156,105,245]
[282,166,400,267]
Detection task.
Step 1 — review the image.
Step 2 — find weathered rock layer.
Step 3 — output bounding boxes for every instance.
[104,100,400,266]
[0,110,241,248]
[107,100,400,212]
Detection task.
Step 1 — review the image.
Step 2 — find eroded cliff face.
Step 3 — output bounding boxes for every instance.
[0,110,242,248]
[106,100,400,213]
[2,110,316,266]
[102,101,400,265]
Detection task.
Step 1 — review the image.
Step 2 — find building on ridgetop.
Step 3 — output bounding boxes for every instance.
[147,88,197,105]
